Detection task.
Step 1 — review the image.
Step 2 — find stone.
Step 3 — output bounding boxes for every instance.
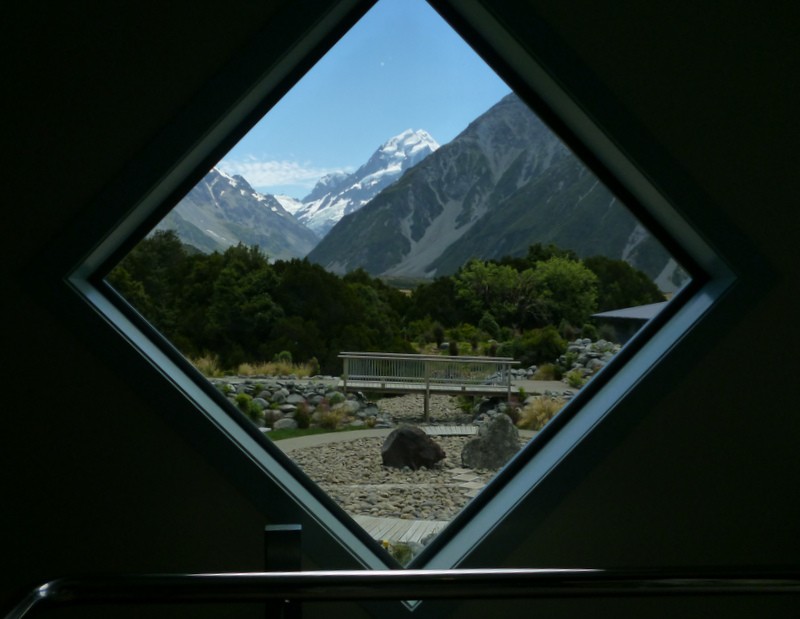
[273,418,298,430]
[335,399,361,414]
[381,425,446,470]
[461,414,519,470]
[252,397,269,410]
[262,409,284,423]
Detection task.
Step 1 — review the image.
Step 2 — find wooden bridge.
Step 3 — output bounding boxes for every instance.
[338,352,519,419]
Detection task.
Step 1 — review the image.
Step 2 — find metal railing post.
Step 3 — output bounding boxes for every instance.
[424,359,431,422]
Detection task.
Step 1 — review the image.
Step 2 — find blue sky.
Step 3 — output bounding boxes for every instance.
[217,0,511,198]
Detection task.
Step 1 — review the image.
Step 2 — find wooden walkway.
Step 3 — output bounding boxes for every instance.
[421,424,478,436]
[352,515,450,544]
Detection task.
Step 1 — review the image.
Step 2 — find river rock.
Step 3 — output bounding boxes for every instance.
[381,425,445,470]
[273,417,298,430]
[461,414,519,470]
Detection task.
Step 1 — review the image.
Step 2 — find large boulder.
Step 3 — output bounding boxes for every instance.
[461,414,519,470]
[272,417,298,430]
[381,425,445,470]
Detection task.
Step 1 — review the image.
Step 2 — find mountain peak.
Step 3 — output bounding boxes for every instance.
[296,129,439,237]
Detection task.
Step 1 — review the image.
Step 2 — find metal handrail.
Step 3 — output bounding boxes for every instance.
[6,568,800,618]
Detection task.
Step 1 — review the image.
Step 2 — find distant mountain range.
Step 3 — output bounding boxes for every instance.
[307,93,680,286]
[153,168,318,260]
[154,94,683,290]
[294,129,439,236]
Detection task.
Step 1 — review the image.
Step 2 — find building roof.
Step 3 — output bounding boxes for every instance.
[592,301,669,321]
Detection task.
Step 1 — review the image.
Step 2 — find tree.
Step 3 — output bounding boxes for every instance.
[407,276,466,327]
[107,230,192,340]
[530,257,598,327]
[583,255,664,311]
[454,259,545,329]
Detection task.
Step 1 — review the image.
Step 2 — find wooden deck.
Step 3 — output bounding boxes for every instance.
[352,515,450,545]
[421,424,478,436]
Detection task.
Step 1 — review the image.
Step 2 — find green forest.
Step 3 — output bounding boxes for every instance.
[108,230,664,375]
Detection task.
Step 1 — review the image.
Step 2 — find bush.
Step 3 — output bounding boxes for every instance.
[382,540,415,565]
[499,326,567,367]
[328,392,346,406]
[273,350,293,364]
[517,397,566,430]
[565,369,586,389]
[478,312,501,340]
[581,322,598,340]
[533,363,562,381]
[236,360,314,377]
[234,392,264,423]
[318,407,344,430]
[191,354,224,377]
[294,402,311,429]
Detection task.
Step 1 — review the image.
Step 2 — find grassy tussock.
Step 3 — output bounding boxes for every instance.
[517,396,566,431]
[189,355,316,378]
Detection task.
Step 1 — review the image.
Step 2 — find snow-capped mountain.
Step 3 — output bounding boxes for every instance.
[308,94,679,285]
[273,194,305,216]
[295,129,439,236]
[153,168,319,259]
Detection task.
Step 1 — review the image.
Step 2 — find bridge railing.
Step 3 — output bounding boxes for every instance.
[338,352,519,402]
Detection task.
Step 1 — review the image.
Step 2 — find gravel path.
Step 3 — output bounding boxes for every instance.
[291,435,492,521]
[288,394,527,522]
[372,393,472,423]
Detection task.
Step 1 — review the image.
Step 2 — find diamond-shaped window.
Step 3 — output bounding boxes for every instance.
[58,0,731,577]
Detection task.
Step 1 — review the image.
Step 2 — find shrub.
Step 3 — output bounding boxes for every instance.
[499,326,567,368]
[294,402,311,429]
[236,360,314,378]
[382,540,415,565]
[517,397,566,430]
[318,408,344,430]
[234,392,252,411]
[274,350,293,364]
[533,363,562,381]
[191,353,224,377]
[581,322,598,340]
[478,312,501,340]
[433,324,445,347]
[565,369,586,389]
[558,319,579,341]
[328,392,346,406]
[234,393,263,423]
[560,351,578,371]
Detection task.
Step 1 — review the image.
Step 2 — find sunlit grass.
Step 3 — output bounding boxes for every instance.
[188,354,318,378]
[516,396,566,431]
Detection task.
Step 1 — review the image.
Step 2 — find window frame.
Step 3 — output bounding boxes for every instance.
[26,0,771,615]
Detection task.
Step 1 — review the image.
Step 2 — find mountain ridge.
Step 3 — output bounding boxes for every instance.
[154,168,319,259]
[307,93,677,285]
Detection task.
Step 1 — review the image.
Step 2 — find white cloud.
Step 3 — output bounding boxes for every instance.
[217,158,351,191]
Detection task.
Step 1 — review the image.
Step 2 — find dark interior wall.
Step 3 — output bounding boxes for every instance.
[1,1,291,612]
[2,1,798,618]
